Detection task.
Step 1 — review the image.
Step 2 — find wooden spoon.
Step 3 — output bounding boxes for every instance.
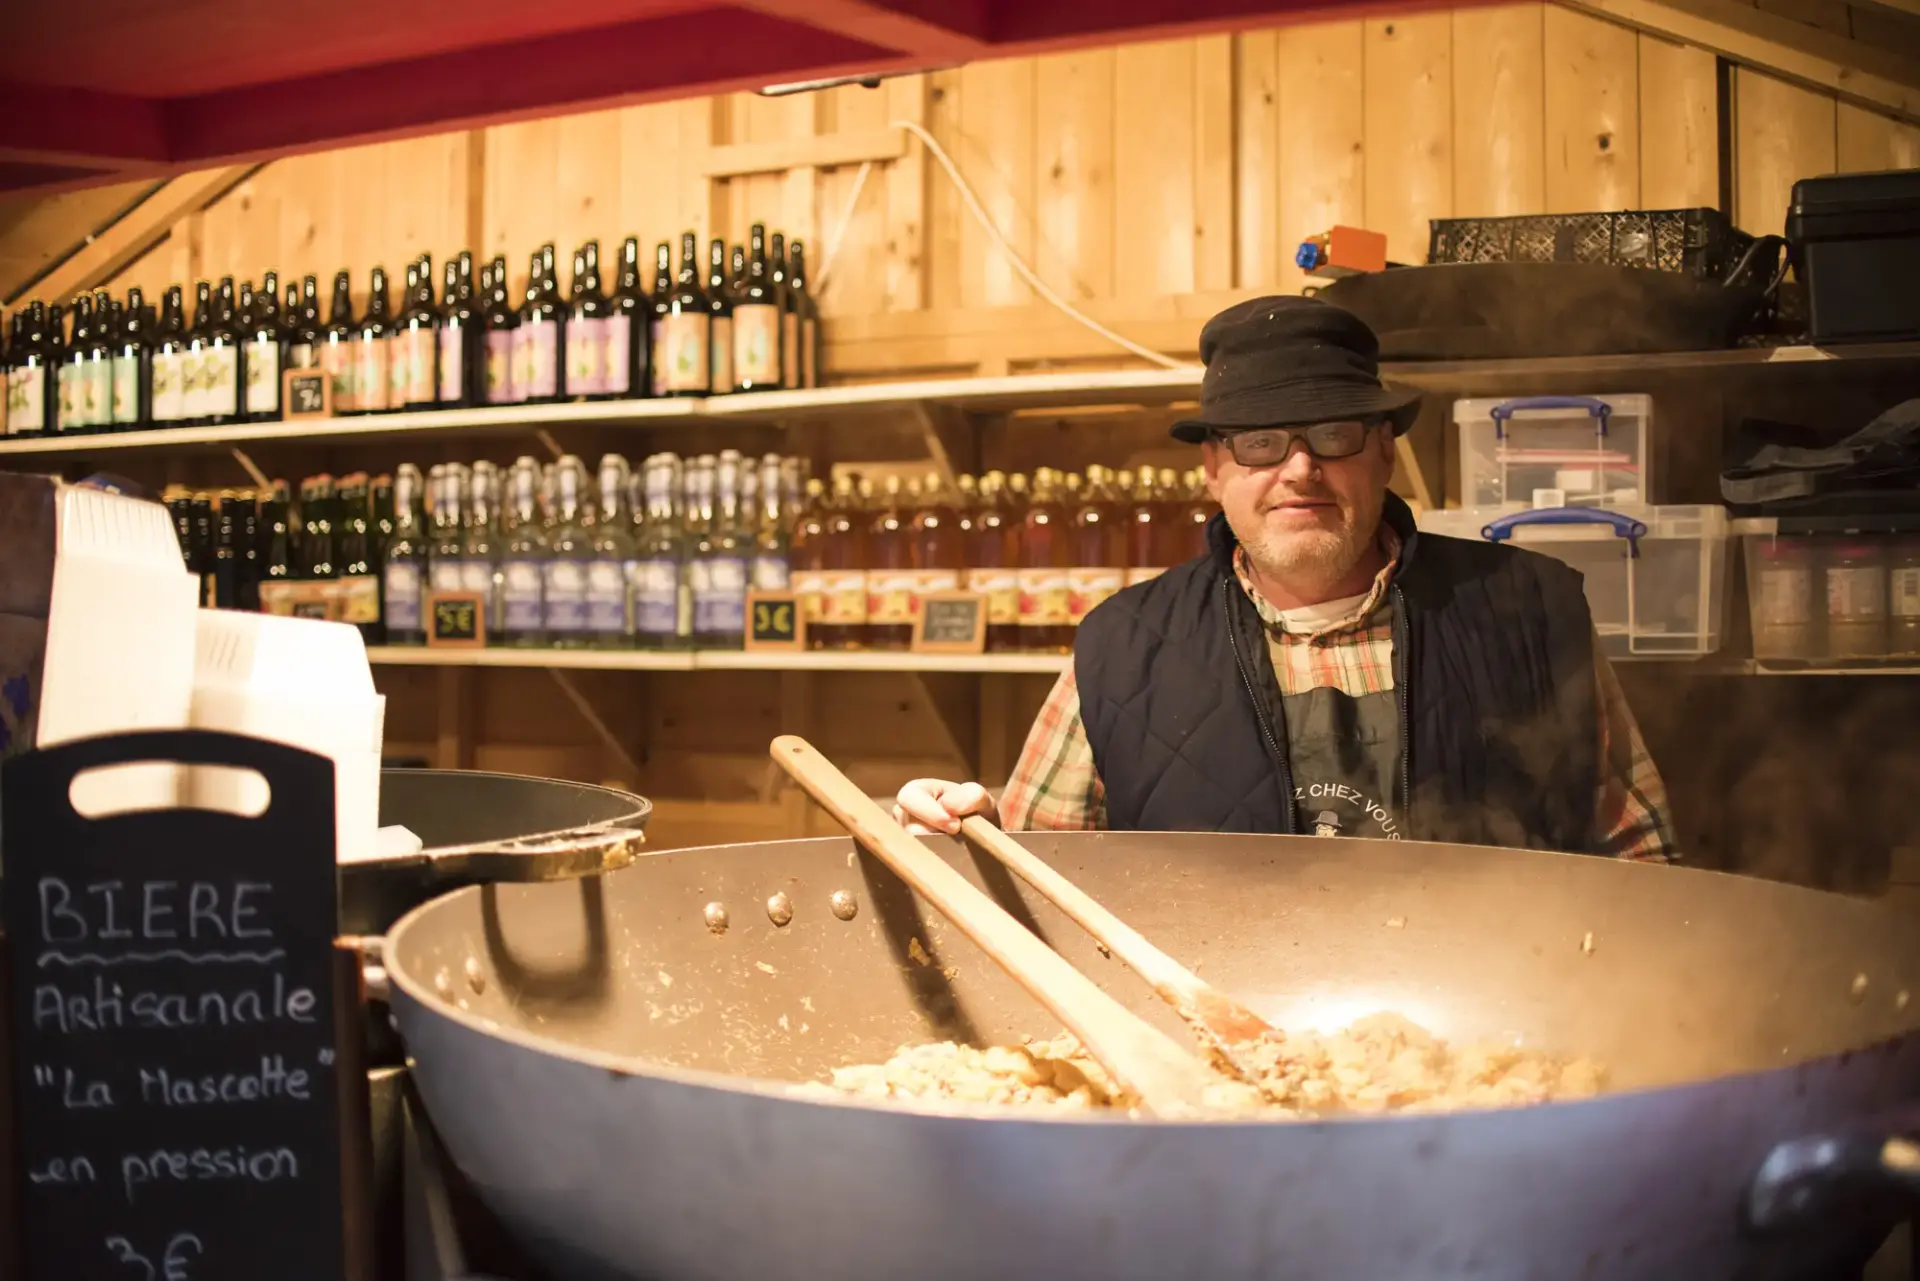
[770,735,1220,1116]
[956,814,1285,1085]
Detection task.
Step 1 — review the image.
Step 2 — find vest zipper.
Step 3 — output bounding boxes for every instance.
[1220,578,1296,831]
[1391,583,1412,818]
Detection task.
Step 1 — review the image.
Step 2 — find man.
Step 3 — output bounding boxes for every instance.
[896,297,1677,860]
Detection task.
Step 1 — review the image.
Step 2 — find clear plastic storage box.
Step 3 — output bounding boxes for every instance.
[1455,394,1654,508]
[1418,503,1730,659]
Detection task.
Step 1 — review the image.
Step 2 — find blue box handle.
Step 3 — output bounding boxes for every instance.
[1489,395,1612,440]
[1481,505,1647,558]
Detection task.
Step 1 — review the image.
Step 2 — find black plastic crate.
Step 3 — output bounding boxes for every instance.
[1787,168,1920,344]
[1427,207,1754,281]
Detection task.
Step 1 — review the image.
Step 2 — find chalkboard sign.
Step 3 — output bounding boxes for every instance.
[282,369,331,420]
[2,730,355,1281]
[744,591,805,652]
[913,592,986,653]
[426,591,485,648]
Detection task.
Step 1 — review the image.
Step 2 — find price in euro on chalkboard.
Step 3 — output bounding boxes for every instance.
[3,731,349,1281]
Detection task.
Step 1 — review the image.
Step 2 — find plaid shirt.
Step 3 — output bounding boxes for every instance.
[1000,529,1678,862]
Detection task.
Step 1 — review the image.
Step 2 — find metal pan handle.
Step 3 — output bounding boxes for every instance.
[1746,1110,1920,1234]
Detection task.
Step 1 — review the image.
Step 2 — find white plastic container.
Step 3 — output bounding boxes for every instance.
[188,609,384,864]
[1418,503,1730,659]
[37,482,202,814]
[1455,393,1654,508]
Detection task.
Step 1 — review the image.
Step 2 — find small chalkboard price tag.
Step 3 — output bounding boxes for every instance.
[913,591,987,654]
[426,591,485,648]
[282,368,331,420]
[744,591,805,652]
[1,729,361,1281]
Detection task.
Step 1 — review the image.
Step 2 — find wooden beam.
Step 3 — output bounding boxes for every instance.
[731,0,991,59]
[24,166,247,306]
[700,128,907,178]
[1562,0,1920,122]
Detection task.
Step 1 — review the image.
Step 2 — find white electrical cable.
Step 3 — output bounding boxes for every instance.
[889,117,1195,371]
[812,160,874,299]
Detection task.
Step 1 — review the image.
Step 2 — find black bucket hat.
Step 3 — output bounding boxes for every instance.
[1170,296,1423,444]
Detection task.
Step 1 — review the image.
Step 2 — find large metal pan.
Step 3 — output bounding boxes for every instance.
[385,831,1920,1281]
[349,769,650,936]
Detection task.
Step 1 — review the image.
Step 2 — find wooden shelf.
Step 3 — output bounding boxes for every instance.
[5,342,1914,460]
[365,645,1068,674]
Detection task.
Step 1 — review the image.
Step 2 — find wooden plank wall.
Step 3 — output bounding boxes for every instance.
[53,4,1920,850]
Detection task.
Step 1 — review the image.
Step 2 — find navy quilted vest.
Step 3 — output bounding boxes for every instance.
[1074,494,1600,852]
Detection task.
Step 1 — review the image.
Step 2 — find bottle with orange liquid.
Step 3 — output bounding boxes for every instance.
[1017,467,1073,653]
[966,471,1021,653]
[1180,467,1215,562]
[816,474,868,649]
[911,471,965,622]
[1122,468,1165,586]
[1067,464,1128,626]
[866,474,915,650]
[790,477,828,646]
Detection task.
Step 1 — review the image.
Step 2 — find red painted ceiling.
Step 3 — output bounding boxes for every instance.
[0,0,1430,197]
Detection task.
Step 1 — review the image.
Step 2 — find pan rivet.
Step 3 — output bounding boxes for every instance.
[433,969,454,1000]
[829,890,859,921]
[464,957,487,994]
[704,902,731,934]
[767,893,795,927]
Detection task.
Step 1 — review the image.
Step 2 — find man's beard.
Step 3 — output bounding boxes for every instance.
[1232,489,1381,588]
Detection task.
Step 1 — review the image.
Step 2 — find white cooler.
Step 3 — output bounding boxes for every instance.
[1418,503,1731,659]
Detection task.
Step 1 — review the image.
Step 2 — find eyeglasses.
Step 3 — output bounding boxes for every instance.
[1209,420,1378,467]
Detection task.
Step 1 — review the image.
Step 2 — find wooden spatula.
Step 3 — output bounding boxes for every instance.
[956,814,1285,1083]
[770,735,1221,1116]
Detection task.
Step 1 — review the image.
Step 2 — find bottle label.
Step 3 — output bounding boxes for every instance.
[791,568,826,622]
[502,560,544,632]
[179,347,206,420]
[1067,568,1126,623]
[1757,566,1813,627]
[458,561,496,615]
[288,341,316,370]
[1016,568,1071,626]
[865,570,908,622]
[202,346,239,417]
[1894,567,1920,620]
[751,552,789,591]
[710,316,733,394]
[822,570,869,624]
[85,359,112,427]
[245,338,280,415]
[543,559,587,631]
[386,333,409,405]
[438,323,464,402]
[1827,566,1887,622]
[802,316,818,389]
[322,339,355,411]
[692,555,747,634]
[353,336,389,411]
[911,570,960,616]
[485,331,516,404]
[1125,566,1166,587]
[965,568,1020,625]
[648,320,667,396]
[21,366,48,433]
[384,562,424,632]
[521,320,559,398]
[150,351,183,422]
[56,364,78,432]
[633,557,680,636]
[111,354,140,424]
[400,327,435,404]
[429,558,466,593]
[566,317,605,396]
[660,313,708,393]
[732,304,778,387]
[602,315,631,396]
[586,560,627,633]
[781,311,799,389]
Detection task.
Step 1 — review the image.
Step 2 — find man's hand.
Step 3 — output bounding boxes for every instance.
[893,778,998,835]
